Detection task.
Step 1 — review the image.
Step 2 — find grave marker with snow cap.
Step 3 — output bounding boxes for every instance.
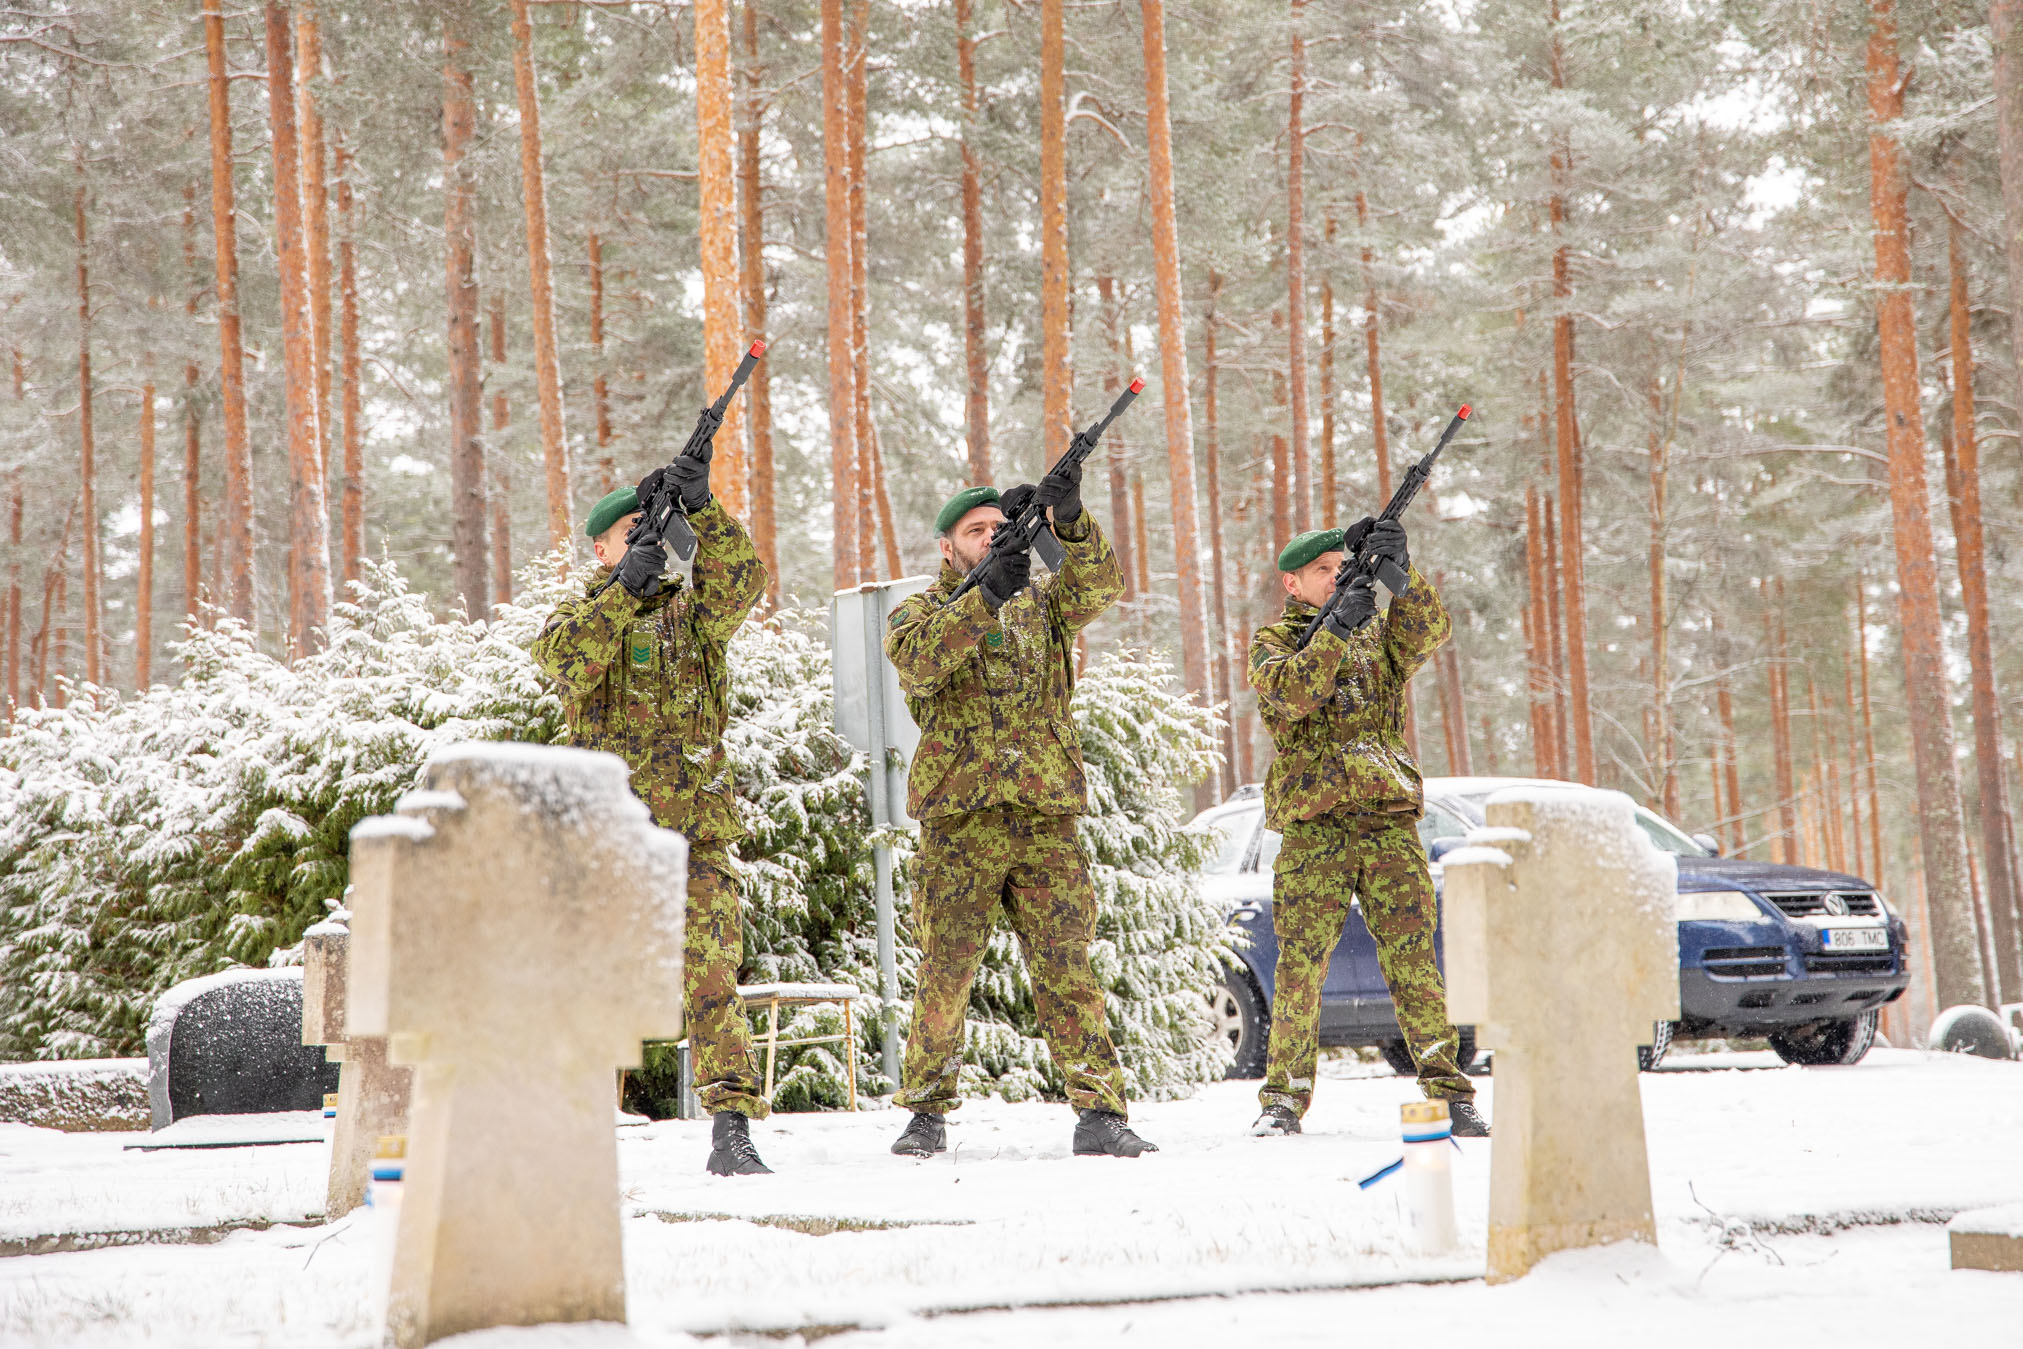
[1440,786,1679,1283]
[301,910,412,1219]
[346,743,687,1348]
[145,967,341,1129]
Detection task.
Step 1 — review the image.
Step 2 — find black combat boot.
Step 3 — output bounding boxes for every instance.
[891,1111,947,1157]
[1073,1109,1158,1157]
[706,1110,774,1176]
[1250,1104,1301,1137]
[1446,1097,1490,1138]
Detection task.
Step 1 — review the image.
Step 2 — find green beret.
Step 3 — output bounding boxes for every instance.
[935,484,1001,535]
[585,487,639,539]
[1277,527,1345,573]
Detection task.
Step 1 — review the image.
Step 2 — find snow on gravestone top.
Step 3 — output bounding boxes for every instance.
[343,741,688,1345]
[1439,786,1680,1283]
[144,967,341,1129]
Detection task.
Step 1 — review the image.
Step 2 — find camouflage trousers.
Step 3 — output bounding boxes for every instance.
[1260,813,1472,1116]
[687,845,768,1119]
[895,808,1129,1118]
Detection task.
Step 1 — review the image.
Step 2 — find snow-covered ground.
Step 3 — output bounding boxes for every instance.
[1,1048,2018,1347]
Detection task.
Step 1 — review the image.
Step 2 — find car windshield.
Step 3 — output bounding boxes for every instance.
[1448,787,1711,857]
[1196,807,1257,875]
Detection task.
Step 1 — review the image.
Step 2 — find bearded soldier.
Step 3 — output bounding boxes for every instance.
[881,464,1157,1160]
[1246,519,1489,1139]
[530,458,775,1177]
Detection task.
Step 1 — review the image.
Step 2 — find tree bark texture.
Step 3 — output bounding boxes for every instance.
[1543,492,1569,777]
[739,0,777,606]
[269,3,333,656]
[821,0,858,589]
[1285,0,1311,533]
[204,0,255,626]
[181,185,205,622]
[1039,0,1071,463]
[848,0,876,583]
[589,232,614,492]
[138,374,155,688]
[870,420,902,580]
[1096,277,1136,600]
[1866,0,1984,1008]
[1941,219,2023,999]
[957,0,989,485]
[1524,486,1554,777]
[295,3,333,482]
[1204,274,1237,797]
[441,15,488,618]
[1714,615,1744,857]
[335,134,364,591]
[509,0,574,553]
[72,170,102,689]
[1141,0,1209,729]
[488,294,513,605]
[696,0,748,520]
[1548,0,1594,784]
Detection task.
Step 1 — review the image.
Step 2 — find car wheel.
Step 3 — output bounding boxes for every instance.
[1768,1010,1879,1067]
[1637,1020,1675,1072]
[1381,1027,1477,1079]
[1208,969,1268,1079]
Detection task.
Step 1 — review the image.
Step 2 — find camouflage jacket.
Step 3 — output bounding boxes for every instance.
[529,499,766,844]
[1248,567,1450,830]
[885,515,1122,820]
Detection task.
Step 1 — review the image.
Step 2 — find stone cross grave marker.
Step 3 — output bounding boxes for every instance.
[301,912,412,1220]
[347,743,687,1348]
[1440,786,1679,1283]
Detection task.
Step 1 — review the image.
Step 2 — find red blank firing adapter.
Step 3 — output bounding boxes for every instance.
[749,341,766,356]
[1129,377,1146,393]
[1456,404,1470,419]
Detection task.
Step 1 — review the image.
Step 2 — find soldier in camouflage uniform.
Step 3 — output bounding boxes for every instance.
[882,464,1157,1160]
[1246,520,1489,1139]
[531,456,776,1176]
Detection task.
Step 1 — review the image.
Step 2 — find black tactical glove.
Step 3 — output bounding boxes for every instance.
[668,454,712,512]
[1365,517,1408,573]
[998,482,1039,521]
[976,521,1032,611]
[615,538,669,599]
[1032,457,1083,524]
[1341,515,1376,557]
[635,465,669,509]
[1323,572,1379,641]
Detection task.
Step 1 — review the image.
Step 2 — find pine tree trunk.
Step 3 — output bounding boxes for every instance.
[440,14,488,618]
[1524,486,1553,776]
[1141,0,1209,752]
[204,0,256,627]
[739,1,777,606]
[1548,0,1594,784]
[335,134,364,591]
[488,294,513,605]
[956,0,989,485]
[72,167,103,690]
[1357,189,1390,502]
[1767,590,1796,864]
[820,0,858,589]
[847,0,876,582]
[1039,0,1071,463]
[1204,274,1237,798]
[295,2,333,482]
[1866,0,1984,1008]
[31,503,78,708]
[870,420,902,580]
[269,3,333,656]
[1714,615,1745,857]
[696,0,747,520]
[1096,276,1136,600]
[1439,639,1472,775]
[181,185,205,622]
[138,373,155,688]
[1855,575,1884,884]
[589,232,614,493]
[1543,492,1570,775]
[1941,216,2023,999]
[1131,473,1151,596]
[1991,0,2023,417]
[1284,0,1311,532]
[1319,216,1336,525]
[508,0,573,554]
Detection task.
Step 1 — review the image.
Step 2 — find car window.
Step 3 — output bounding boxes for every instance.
[1418,803,1470,853]
[1198,807,1258,875]
[1253,827,1282,875]
[1634,808,1711,857]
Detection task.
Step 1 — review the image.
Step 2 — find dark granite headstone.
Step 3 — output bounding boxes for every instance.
[145,969,341,1128]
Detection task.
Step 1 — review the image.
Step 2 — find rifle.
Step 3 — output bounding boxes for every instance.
[947,378,1145,604]
[1296,404,1470,650]
[591,340,765,599]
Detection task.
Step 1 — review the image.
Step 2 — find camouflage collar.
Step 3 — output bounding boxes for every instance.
[1281,596,1318,619]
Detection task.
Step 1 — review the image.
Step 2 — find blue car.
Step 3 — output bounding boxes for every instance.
[1194,776,1911,1076]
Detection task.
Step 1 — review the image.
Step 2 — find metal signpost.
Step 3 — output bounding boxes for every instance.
[830,576,930,1083]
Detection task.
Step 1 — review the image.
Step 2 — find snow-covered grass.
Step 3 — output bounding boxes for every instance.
[0,1048,2017,1347]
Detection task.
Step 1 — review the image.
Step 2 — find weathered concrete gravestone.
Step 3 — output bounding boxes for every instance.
[347,743,687,1348]
[301,912,412,1219]
[145,968,341,1129]
[1441,787,1679,1283]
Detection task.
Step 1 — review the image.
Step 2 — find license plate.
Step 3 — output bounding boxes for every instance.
[1822,927,1888,951]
